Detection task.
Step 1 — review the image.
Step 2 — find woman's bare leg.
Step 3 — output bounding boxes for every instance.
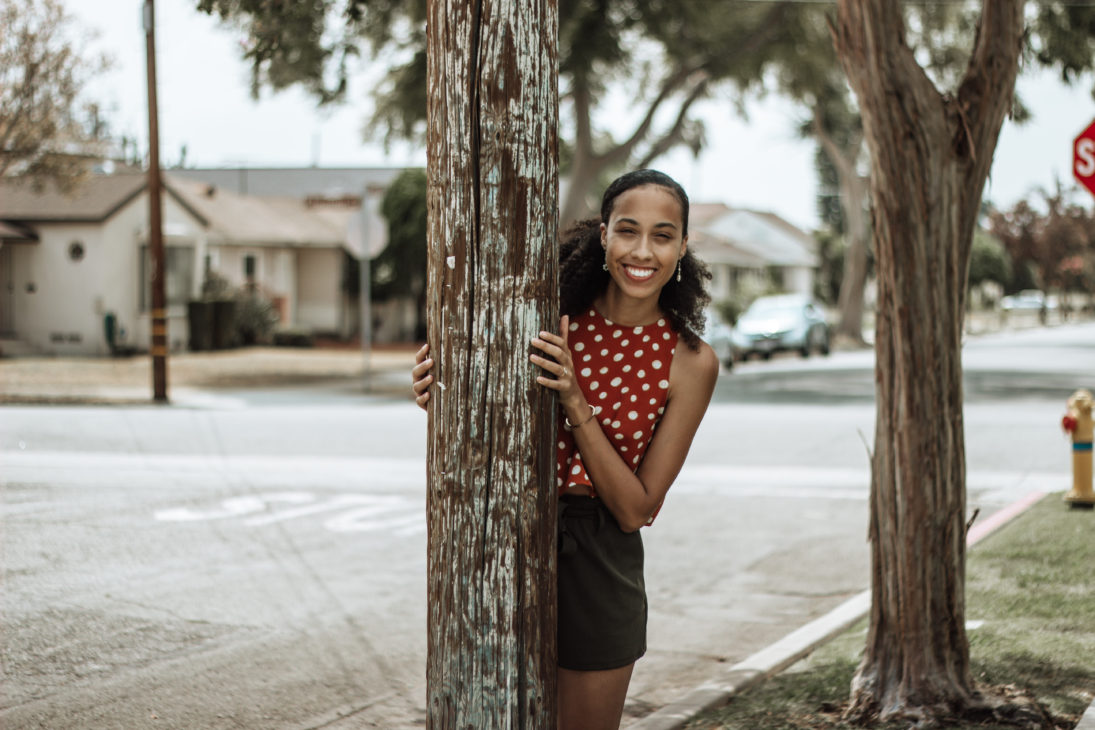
[557,663,634,730]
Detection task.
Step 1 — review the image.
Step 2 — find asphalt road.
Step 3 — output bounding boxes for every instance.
[2,322,1091,729]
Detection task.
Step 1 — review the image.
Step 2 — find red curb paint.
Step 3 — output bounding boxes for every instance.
[967,492,1046,546]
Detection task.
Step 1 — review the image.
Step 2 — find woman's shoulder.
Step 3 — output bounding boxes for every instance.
[672,335,719,383]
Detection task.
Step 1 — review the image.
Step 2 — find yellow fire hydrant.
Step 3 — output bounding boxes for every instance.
[1063,388,1095,509]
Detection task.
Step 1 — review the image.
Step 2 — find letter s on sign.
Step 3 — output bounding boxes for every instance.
[1078,138,1095,178]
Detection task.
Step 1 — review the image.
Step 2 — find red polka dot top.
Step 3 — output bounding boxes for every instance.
[556,308,679,508]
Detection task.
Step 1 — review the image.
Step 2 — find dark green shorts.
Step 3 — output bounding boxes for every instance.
[557,495,647,671]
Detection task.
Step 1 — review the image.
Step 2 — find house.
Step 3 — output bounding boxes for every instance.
[689,203,819,304]
[0,167,396,356]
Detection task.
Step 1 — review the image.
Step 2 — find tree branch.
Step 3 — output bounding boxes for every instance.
[634,72,710,169]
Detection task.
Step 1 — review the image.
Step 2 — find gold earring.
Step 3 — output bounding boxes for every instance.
[676,258,682,282]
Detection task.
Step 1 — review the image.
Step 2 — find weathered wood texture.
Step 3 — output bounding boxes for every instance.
[833,0,1023,721]
[425,0,559,727]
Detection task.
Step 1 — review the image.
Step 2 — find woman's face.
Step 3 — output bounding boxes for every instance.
[600,184,687,301]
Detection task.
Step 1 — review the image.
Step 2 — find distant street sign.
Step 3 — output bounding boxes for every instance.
[1076,118,1095,198]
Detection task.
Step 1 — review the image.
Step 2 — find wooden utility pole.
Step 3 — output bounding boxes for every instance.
[143,0,168,402]
[424,0,559,727]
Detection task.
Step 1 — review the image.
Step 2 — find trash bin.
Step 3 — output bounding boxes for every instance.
[187,300,214,351]
[212,299,237,349]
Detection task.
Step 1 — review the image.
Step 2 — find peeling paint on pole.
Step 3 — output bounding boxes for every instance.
[425,0,559,727]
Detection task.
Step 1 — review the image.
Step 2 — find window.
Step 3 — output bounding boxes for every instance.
[139,244,195,311]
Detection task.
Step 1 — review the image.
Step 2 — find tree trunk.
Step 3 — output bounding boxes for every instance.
[424,0,559,727]
[833,0,1023,723]
[814,115,870,345]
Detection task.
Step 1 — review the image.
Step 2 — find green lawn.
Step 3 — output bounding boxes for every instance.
[686,494,1095,730]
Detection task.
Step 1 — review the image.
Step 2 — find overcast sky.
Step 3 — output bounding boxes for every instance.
[71,0,1095,231]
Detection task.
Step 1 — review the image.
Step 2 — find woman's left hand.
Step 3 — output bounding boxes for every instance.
[530,315,584,411]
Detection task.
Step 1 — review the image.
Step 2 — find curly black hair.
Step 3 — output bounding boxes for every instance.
[559,170,712,350]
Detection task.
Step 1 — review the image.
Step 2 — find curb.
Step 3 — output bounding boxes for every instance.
[630,491,1048,730]
[1076,699,1095,730]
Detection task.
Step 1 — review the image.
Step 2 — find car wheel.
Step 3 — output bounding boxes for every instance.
[819,331,831,356]
[722,355,734,371]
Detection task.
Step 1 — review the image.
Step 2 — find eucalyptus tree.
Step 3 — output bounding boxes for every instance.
[832,1,1092,724]
[196,0,808,225]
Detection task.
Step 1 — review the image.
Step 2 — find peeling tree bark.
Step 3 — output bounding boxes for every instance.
[833,0,1023,723]
[425,0,559,727]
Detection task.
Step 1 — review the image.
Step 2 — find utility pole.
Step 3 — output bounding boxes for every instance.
[144,0,168,402]
[424,0,559,727]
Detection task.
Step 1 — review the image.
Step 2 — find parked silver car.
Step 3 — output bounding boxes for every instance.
[730,294,830,360]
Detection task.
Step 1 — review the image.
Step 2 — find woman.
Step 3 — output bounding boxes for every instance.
[412,169,719,729]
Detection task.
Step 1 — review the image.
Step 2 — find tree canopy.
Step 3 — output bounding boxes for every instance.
[0,0,111,190]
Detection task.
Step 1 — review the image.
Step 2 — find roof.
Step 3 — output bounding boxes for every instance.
[169,167,405,198]
[691,208,817,268]
[0,220,38,242]
[0,173,147,222]
[167,176,354,248]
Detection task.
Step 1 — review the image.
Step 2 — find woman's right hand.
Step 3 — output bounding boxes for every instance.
[411,344,433,411]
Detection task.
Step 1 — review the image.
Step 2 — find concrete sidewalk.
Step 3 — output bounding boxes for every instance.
[0,345,418,405]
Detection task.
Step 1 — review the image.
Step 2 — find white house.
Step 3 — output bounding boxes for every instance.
[0,168,392,356]
[688,203,819,303]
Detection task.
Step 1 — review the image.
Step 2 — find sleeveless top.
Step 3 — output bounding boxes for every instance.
[555,308,679,518]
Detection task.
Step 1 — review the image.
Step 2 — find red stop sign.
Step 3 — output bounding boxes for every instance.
[1076,118,1095,198]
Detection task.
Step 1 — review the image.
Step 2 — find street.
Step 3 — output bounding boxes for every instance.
[2,322,1092,729]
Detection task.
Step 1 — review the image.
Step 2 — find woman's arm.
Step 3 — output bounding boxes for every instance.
[531,321,719,531]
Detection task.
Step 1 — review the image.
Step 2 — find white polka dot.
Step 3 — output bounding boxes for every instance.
[658,379,670,389]
[621,386,629,394]
[652,360,663,369]
[615,433,624,440]
[643,335,651,342]
[663,332,671,340]
[657,318,666,326]
[604,317,614,325]
[633,430,643,439]
[613,353,624,362]
[558,441,566,449]
[621,339,630,347]
[633,455,641,464]
[557,477,564,487]
[642,383,650,391]
[613,402,621,410]
[637,369,646,378]
[634,350,644,358]
[570,322,579,331]
[612,330,622,338]
[601,349,609,356]
[652,343,660,351]
[611,420,621,428]
[572,465,581,475]
[648,413,656,420]
[594,334,603,342]
[630,395,638,402]
[589,380,599,390]
[583,354,592,362]
[649,398,657,405]
[600,366,609,374]
[657,406,665,414]
[581,367,591,377]
[574,342,585,351]
[602,418,611,426]
[622,364,632,372]
[631,326,642,334]
[599,392,608,399]
[621,446,629,452]
[610,377,622,387]
[587,323,595,331]
[628,411,639,420]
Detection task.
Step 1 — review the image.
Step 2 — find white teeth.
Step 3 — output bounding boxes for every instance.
[624,266,655,279]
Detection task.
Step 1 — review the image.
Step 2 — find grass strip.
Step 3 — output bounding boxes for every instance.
[686,493,1095,729]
